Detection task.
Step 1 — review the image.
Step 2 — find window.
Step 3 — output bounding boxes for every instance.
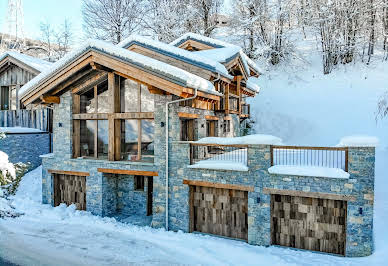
[181,119,195,141]
[206,120,217,137]
[134,176,144,191]
[223,120,231,133]
[0,86,9,110]
[72,74,155,162]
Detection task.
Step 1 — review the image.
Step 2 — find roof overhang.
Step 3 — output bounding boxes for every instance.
[20,48,221,106]
[0,55,40,76]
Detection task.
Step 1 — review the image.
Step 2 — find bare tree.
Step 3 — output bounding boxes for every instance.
[82,0,146,44]
[55,19,73,58]
[39,21,54,60]
[377,90,388,120]
[193,0,223,37]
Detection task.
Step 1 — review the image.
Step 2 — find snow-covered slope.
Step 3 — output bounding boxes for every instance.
[250,52,388,149]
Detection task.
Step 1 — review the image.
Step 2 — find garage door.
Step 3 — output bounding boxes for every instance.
[189,186,248,240]
[53,174,86,210]
[271,194,347,255]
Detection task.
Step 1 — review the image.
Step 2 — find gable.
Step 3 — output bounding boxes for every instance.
[0,61,37,86]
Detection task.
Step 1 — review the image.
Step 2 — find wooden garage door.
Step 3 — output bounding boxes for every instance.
[189,186,248,240]
[271,194,347,255]
[53,174,86,210]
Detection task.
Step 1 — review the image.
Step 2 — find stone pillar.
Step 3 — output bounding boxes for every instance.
[53,91,73,159]
[346,147,375,257]
[247,144,272,246]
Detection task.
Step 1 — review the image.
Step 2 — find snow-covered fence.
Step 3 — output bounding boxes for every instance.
[190,143,248,166]
[0,108,52,132]
[270,146,349,171]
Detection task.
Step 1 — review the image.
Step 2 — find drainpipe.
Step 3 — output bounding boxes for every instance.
[164,74,221,231]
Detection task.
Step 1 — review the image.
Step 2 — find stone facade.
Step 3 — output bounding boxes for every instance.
[42,91,375,257]
[0,132,50,169]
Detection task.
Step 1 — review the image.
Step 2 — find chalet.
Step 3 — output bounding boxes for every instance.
[19,33,375,257]
[0,51,51,110]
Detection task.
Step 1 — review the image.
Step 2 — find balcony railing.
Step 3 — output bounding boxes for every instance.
[190,143,248,166]
[270,145,349,171]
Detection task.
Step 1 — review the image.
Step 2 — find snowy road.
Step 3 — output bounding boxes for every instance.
[0,151,387,266]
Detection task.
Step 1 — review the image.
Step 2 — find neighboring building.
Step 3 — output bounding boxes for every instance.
[19,33,375,257]
[0,51,52,110]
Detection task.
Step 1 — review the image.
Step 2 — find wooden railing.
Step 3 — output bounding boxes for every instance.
[190,143,248,166]
[270,145,349,171]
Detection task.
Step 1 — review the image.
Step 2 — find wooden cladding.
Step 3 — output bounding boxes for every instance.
[53,173,87,211]
[189,185,248,241]
[72,112,154,120]
[263,188,356,202]
[205,115,219,120]
[183,179,254,192]
[271,194,347,255]
[48,169,90,176]
[178,112,199,119]
[97,168,158,176]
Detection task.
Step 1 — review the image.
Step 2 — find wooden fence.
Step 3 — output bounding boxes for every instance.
[0,108,53,132]
[270,145,349,171]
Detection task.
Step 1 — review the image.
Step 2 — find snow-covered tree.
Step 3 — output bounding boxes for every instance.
[82,0,146,44]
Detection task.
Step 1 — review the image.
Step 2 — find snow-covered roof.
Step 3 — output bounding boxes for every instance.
[195,134,282,145]
[268,165,350,179]
[246,77,261,93]
[19,39,222,99]
[118,35,233,79]
[337,135,379,147]
[0,51,52,73]
[170,33,263,75]
[193,47,241,64]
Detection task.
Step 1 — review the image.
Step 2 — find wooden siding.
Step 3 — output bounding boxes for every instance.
[0,64,36,86]
[0,108,52,131]
[189,185,248,241]
[53,173,87,211]
[271,194,347,255]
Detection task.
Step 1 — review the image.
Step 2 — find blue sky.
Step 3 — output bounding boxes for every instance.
[0,0,83,43]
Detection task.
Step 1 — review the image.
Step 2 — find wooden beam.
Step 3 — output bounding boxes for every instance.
[237,75,242,116]
[73,113,109,120]
[48,169,90,176]
[97,168,158,176]
[183,179,254,192]
[205,115,219,121]
[262,188,356,202]
[90,62,112,72]
[51,68,94,96]
[72,72,108,94]
[225,83,230,114]
[40,95,60,104]
[72,94,81,158]
[178,112,199,119]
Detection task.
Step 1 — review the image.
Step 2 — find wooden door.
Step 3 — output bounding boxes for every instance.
[147,176,153,216]
[53,174,86,210]
[181,119,195,141]
[206,121,217,137]
[189,186,248,241]
[271,194,347,255]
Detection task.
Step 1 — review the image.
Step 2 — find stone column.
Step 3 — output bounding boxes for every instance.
[346,146,375,257]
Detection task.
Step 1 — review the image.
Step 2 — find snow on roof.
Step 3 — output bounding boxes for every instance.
[192,46,241,63]
[0,51,52,73]
[268,165,350,179]
[246,77,261,93]
[337,135,379,147]
[118,35,233,79]
[19,39,222,99]
[195,134,282,145]
[0,127,44,133]
[171,33,263,75]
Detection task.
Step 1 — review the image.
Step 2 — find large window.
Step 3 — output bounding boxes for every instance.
[73,74,155,162]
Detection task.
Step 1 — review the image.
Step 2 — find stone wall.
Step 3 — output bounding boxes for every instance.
[0,132,50,169]
[163,143,375,257]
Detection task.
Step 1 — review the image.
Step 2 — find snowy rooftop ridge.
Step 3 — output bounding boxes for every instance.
[118,35,233,79]
[19,39,222,98]
[170,32,263,75]
[0,51,52,73]
[195,134,282,145]
[337,135,379,147]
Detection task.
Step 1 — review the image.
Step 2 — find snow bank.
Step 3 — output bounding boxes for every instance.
[0,51,52,72]
[195,134,282,145]
[337,135,379,147]
[118,35,233,79]
[268,165,350,179]
[0,151,16,182]
[0,127,43,134]
[188,161,248,171]
[19,39,222,98]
